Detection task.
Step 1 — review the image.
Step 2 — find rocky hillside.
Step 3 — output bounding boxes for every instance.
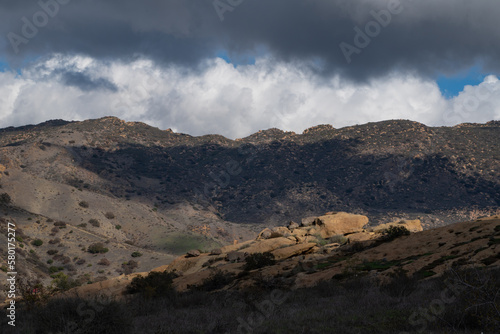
[0,117,499,298]
[2,211,500,333]
[0,117,499,227]
[58,213,500,300]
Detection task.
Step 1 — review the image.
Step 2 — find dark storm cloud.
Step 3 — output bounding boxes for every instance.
[2,0,500,80]
[61,71,118,92]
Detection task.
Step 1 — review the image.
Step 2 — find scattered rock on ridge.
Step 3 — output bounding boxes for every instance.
[186,250,200,258]
[210,248,222,256]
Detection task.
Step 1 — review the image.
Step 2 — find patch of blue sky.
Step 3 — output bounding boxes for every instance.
[216,50,255,67]
[437,65,489,99]
[215,45,269,67]
[0,59,10,72]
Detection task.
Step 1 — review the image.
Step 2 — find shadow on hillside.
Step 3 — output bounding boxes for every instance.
[69,137,500,224]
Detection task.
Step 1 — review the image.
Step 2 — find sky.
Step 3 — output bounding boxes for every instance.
[0,0,499,139]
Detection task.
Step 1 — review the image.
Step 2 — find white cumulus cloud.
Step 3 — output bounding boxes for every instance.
[0,55,498,138]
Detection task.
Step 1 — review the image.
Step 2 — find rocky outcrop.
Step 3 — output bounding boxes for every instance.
[261,212,370,241]
[315,212,369,238]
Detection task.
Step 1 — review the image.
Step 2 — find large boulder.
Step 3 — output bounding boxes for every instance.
[271,243,317,260]
[315,212,369,238]
[210,248,222,256]
[186,249,200,258]
[272,226,291,237]
[347,232,376,242]
[370,219,423,233]
[292,229,307,242]
[257,228,273,240]
[243,237,295,254]
[301,217,318,227]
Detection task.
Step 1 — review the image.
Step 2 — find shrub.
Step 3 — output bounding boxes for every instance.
[345,241,367,253]
[54,221,67,228]
[47,259,53,264]
[244,252,276,271]
[98,258,111,266]
[195,269,235,292]
[49,238,61,244]
[313,234,328,246]
[383,225,410,241]
[105,212,115,219]
[0,193,11,205]
[131,252,142,258]
[50,272,79,291]
[76,259,86,265]
[77,223,87,228]
[440,267,500,331]
[49,266,64,274]
[52,255,71,264]
[330,234,349,245]
[78,201,89,208]
[89,219,100,227]
[121,260,138,275]
[47,249,58,255]
[87,243,109,254]
[22,297,133,333]
[32,239,43,247]
[126,270,178,298]
[115,225,122,230]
